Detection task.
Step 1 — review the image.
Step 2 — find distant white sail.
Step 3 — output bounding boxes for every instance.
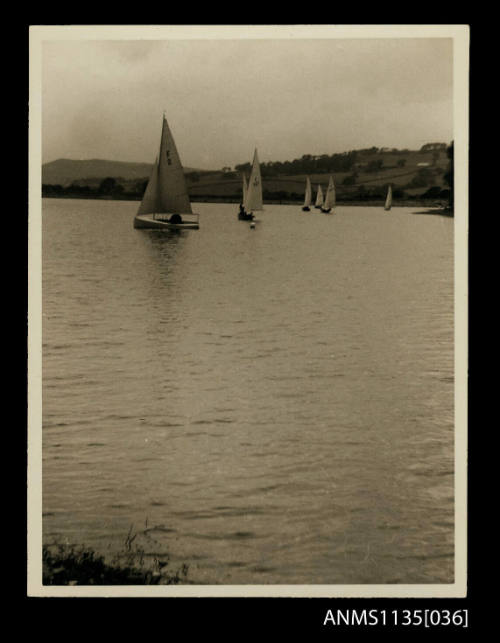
[323,175,336,210]
[303,176,312,207]
[242,173,249,204]
[244,148,263,212]
[138,114,192,215]
[315,184,324,208]
[384,184,392,211]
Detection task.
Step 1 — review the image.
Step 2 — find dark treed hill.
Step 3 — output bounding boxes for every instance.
[42,158,206,186]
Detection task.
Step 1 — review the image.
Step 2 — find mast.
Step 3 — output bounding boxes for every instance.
[244,148,263,212]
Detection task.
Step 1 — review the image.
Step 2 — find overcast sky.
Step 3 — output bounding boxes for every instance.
[42,36,453,170]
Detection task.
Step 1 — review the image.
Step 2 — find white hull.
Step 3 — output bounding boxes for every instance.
[134,214,199,230]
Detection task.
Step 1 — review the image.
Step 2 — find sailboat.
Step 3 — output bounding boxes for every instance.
[321,175,336,213]
[133,114,199,230]
[242,148,263,223]
[238,173,253,220]
[302,176,312,211]
[384,184,393,211]
[314,184,324,209]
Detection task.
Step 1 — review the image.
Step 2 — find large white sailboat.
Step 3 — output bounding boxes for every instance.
[322,175,336,213]
[302,176,312,211]
[133,114,199,230]
[384,184,393,211]
[314,184,324,209]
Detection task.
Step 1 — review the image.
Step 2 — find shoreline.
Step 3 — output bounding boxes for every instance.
[41,195,452,211]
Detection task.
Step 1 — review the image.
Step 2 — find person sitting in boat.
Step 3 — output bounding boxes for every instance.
[169,213,183,224]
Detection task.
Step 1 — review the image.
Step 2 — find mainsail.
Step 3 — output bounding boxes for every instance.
[384,185,392,211]
[323,176,336,210]
[137,115,192,216]
[315,184,324,208]
[244,149,263,212]
[303,176,312,208]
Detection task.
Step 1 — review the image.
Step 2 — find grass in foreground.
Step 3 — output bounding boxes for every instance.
[43,527,189,585]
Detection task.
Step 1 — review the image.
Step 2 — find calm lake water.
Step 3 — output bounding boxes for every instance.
[41,198,454,584]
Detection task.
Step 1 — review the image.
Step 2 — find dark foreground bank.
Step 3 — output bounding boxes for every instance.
[43,543,189,585]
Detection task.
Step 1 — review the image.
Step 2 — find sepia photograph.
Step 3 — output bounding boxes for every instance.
[28,24,469,597]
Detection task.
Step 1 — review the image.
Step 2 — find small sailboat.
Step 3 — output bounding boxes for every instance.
[133,114,199,230]
[314,184,324,209]
[238,173,253,220]
[384,184,392,211]
[302,176,312,211]
[321,175,335,213]
[243,148,263,223]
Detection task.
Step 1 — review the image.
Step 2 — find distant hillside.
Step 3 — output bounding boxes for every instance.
[42,144,452,207]
[42,158,205,186]
[186,147,451,199]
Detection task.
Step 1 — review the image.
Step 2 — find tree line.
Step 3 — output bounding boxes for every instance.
[42,177,146,200]
[235,151,359,177]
